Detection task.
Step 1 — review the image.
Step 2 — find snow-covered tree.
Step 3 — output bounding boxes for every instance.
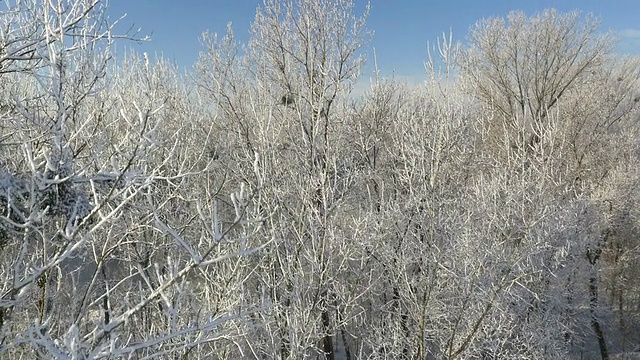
[0,1,269,358]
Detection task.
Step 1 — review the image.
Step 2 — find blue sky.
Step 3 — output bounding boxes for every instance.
[105,0,640,81]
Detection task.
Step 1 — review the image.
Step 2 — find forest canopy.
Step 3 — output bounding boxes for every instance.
[0,1,639,359]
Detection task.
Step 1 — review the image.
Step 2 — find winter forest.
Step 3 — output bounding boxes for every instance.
[1,0,639,359]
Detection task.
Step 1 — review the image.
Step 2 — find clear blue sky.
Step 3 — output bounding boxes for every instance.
[105,0,640,81]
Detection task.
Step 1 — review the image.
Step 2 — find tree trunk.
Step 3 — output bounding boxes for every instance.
[321,308,335,360]
[589,272,608,360]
